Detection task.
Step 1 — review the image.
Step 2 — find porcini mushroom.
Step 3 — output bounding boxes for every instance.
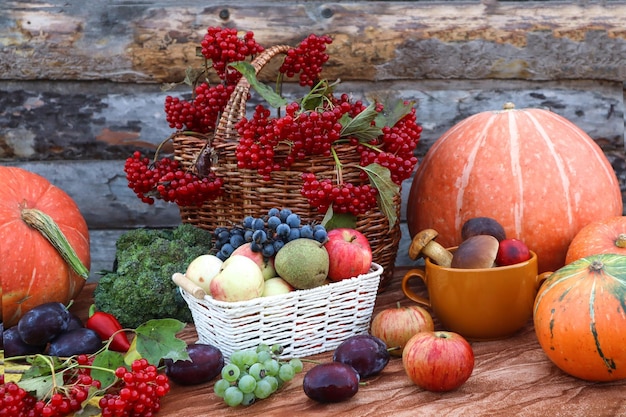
[451,234,499,269]
[409,229,454,267]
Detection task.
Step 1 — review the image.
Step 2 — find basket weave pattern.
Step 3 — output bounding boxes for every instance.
[180,263,383,359]
[173,45,401,289]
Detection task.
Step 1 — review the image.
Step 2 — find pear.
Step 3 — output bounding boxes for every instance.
[274,238,329,290]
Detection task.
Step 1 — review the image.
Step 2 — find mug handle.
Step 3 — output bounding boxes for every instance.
[536,271,552,289]
[401,268,431,308]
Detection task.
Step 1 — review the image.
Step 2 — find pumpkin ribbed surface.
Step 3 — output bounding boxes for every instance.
[0,167,90,326]
[407,105,623,273]
[533,254,626,381]
[565,216,626,264]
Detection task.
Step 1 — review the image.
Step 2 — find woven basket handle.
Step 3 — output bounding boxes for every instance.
[213,44,293,145]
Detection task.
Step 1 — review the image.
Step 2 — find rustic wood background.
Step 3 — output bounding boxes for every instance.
[1,1,625,281]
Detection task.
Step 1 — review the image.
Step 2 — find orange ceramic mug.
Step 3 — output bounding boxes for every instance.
[402,248,549,340]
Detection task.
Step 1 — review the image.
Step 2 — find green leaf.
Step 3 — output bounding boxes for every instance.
[91,350,126,388]
[134,319,190,366]
[360,163,400,229]
[374,98,415,128]
[17,373,63,399]
[340,103,383,141]
[321,207,357,230]
[229,61,288,108]
[21,355,63,379]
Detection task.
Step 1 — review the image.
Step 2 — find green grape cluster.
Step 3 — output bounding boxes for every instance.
[213,343,304,407]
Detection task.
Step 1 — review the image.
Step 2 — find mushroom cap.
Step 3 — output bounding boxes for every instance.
[451,234,499,269]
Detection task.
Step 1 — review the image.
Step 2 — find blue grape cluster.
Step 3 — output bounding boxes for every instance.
[213,207,328,261]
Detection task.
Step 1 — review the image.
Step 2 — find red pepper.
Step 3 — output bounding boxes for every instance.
[85,305,131,352]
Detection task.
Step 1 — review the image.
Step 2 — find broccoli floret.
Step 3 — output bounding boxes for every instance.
[94,224,213,328]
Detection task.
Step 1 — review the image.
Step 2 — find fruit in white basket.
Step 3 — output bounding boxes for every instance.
[324,228,373,281]
[370,303,435,357]
[185,254,223,294]
[402,331,474,392]
[262,277,294,297]
[274,238,329,289]
[209,255,265,302]
[231,242,277,280]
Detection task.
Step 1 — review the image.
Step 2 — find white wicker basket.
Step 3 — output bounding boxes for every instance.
[178,263,383,359]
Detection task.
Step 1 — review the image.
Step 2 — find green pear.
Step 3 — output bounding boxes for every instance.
[274,238,329,290]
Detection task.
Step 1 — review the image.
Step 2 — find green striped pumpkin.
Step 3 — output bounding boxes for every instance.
[533,253,626,381]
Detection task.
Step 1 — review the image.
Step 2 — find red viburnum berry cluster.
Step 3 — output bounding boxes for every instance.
[98,359,170,417]
[124,151,223,207]
[0,361,101,417]
[279,34,333,87]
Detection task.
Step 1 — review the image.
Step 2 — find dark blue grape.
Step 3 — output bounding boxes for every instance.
[267,216,281,230]
[286,213,301,228]
[261,244,276,258]
[253,229,267,244]
[279,208,292,222]
[217,229,231,246]
[244,229,254,242]
[252,218,266,230]
[300,225,314,239]
[250,241,262,252]
[243,216,255,228]
[216,252,228,261]
[267,208,280,217]
[273,240,285,253]
[287,228,301,242]
[229,234,245,248]
[276,223,291,238]
[219,243,235,258]
[314,228,328,243]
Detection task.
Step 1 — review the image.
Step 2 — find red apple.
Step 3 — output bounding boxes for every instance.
[324,228,373,281]
[496,238,531,266]
[370,303,434,357]
[402,331,474,392]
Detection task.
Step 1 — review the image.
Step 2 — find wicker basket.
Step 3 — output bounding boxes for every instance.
[173,44,401,290]
[178,263,383,359]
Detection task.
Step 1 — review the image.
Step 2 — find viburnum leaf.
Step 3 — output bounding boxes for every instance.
[134,319,190,366]
[91,349,126,388]
[229,61,288,108]
[374,98,416,128]
[322,207,357,230]
[16,372,64,399]
[360,163,399,229]
[21,355,64,379]
[339,102,383,141]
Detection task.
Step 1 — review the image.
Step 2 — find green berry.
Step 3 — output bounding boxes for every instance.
[224,386,244,407]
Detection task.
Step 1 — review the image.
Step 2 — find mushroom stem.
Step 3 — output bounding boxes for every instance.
[409,229,453,267]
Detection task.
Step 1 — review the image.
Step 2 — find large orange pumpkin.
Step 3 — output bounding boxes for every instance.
[407,103,623,273]
[0,166,90,327]
[565,216,626,264]
[533,253,626,381]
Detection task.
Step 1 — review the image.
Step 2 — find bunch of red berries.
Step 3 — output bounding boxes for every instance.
[98,359,170,417]
[0,358,170,417]
[124,151,223,207]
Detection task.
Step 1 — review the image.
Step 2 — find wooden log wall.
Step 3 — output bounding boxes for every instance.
[1,1,625,281]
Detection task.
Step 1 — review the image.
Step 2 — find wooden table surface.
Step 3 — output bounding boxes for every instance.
[70,267,626,417]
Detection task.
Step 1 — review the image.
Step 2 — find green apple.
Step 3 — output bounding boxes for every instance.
[262,277,294,297]
[209,255,265,302]
[185,254,223,294]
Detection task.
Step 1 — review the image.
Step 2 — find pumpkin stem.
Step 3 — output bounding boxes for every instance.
[615,234,626,248]
[20,208,89,280]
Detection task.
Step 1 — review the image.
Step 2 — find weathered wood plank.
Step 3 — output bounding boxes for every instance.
[1,80,623,162]
[1,1,625,83]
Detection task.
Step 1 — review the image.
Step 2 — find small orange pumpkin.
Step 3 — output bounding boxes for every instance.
[0,167,90,327]
[565,216,626,264]
[407,103,623,273]
[533,253,626,381]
